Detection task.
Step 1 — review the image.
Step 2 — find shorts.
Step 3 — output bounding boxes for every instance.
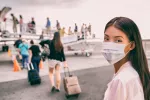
[48,59,62,68]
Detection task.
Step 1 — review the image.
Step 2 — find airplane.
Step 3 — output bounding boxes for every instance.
[0,7,102,57]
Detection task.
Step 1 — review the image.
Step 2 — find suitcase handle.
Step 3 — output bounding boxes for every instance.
[27,63,34,70]
[64,67,72,77]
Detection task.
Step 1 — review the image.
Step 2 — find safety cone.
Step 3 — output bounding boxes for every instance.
[8,49,11,57]
[39,60,43,69]
[13,58,21,72]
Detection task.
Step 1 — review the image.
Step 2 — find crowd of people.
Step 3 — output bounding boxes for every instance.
[10,14,36,34]
[12,16,150,100]
[14,31,67,92]
[10,13,92,39]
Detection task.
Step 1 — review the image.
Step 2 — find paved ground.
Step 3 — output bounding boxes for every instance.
[0,43,109,82]
[0,65,113,100]
[0,41,150,100]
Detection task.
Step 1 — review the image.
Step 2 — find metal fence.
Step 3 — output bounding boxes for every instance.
[143,39,150,58]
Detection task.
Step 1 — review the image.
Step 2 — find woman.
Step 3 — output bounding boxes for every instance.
[102,17,150,100]
[19,15,23,33]
[29,40,41,73]
[41,32,67,92]
[18,39,29,69]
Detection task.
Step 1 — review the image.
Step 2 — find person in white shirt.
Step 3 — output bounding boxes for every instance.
[101,17,150,100]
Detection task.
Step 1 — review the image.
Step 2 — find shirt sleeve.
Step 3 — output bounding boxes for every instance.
[106,79,126,100]
[39,40,51,48]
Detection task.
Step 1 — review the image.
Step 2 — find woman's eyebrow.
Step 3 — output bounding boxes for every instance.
[114,36,124,39]
[104,34,109,37]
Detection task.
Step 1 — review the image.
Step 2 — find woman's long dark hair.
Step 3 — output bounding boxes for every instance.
[105,17,150,100]
[53,32,63,52]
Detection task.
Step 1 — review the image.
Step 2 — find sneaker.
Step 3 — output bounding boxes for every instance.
[51,86,56,92]
[55,89,60,92]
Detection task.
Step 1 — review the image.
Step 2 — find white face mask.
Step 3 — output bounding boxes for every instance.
[101,42,130,65]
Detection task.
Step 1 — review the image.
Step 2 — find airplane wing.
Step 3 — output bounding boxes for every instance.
[0,7,12,22]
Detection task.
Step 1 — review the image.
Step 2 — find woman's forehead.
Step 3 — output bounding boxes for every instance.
[105,26,128,39]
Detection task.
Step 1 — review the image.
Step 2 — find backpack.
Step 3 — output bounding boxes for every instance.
[39,40,51,61]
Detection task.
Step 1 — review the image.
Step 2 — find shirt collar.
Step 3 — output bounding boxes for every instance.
[113,61,131,78]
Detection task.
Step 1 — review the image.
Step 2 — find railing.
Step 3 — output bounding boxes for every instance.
[142,39,150,58]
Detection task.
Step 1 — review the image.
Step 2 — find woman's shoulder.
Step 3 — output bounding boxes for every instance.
[115,61,139,83]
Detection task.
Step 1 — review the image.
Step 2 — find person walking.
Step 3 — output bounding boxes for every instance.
[31,17,36,27]
[29,40,41,73]
[40,32,67,92]
[19,15,23,34]
[81,23,85,39]
[14,34,22,48]
[46,17,51,35]
[68,26,72,35]
[11,13,18,33]
[88,23,91,35]
[60,27,65,37]
[74,23,78,33]
[18,39,29,69]
[102,17,150,100]
[56,20,61,30]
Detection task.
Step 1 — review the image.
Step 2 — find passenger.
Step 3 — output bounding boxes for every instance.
[68,26,72,35]
[102,17,150,100]
[56,20,61,30]
[14,35,22,48]
[81,23,85,39]
[85,24,88,39]
[88,23,91,35]
[74,23,78,33]
[40,32,67,92]
[29,40,41,73]
[19,15,23,33]
[11,13,18,33]
[46,17,51,35]
[14,35,22,62]
[39,31,44,40]
[18,39,29,69]
[59,27,65,37]
[31,17,36,27]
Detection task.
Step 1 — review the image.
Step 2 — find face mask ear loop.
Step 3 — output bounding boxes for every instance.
[124,41,133,56]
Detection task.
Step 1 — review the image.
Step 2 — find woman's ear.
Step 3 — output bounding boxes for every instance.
[130,41,135,50]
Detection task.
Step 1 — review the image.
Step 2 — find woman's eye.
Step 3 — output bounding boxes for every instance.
[115,39,122,43]
[104,38,109,41]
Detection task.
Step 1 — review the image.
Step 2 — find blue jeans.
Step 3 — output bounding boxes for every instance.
[22,54,29,68]
[31,56,41,73]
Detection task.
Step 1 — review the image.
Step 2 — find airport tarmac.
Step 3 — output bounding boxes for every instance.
[0,42,150,100]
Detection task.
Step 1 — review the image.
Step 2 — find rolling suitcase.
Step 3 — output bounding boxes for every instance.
[2,45,9,52]
[63,67,81,99]
[27,63,41,85]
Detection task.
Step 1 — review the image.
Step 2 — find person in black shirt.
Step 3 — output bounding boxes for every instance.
[39,32,67,92]
[31,17,35,27]
[14,35,22,48]
[29,40,41,72]
[74,23,78,32]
